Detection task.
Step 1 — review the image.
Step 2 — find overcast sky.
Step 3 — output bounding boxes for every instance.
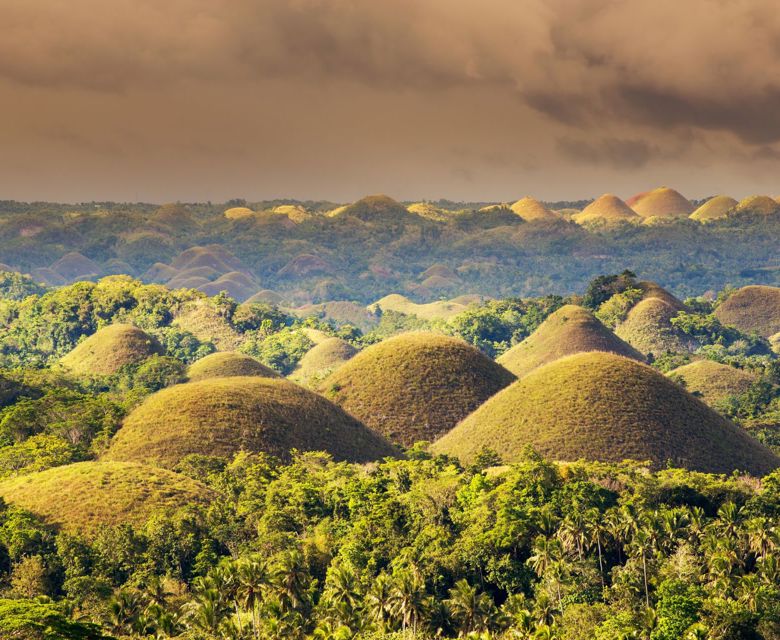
[2,0,780,203]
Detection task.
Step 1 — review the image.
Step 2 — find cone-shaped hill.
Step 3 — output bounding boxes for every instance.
[319,333,516,447]
[668,360,758,406]
[104,377,398,467]
[714,285,780,337]
[627,187,694,218]
[636,281,687,311]
[572,194,640,225]
[224,206,256,220]
[690,195,738,221]
[615,297,693,355]
[0,461,213,536]
[60,324,163,376]
[509,197,560,222]
[187,351,279,382]
[734,195,780,216]
[497,305,643,377]
[291,337,358,385]
[431,352,779,475]
[332,195,415,222]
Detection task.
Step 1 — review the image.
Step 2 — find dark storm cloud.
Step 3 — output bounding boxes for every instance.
[2,0,780,200]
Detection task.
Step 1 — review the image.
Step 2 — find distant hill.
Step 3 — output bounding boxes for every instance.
[615,297,692,355]
[627,187,694,218]
[320,332,515,447]
[368,293,481,321]
[668,360,758,406]
[572,194,640,225]
[714,286,780,337]
[690,195,738,221]
[510,197,560,222]
[105,377,399,467]
[497,305,643,377]
[187,351,279,381]
[431,351,779,475]
[290,337,358,385]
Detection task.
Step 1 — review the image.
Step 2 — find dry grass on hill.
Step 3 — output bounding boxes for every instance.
[319,332,515,447]
[187,351,279,381]
[497,305,643,377]
[615,297,693,355]
[0,461,213,535]
[290,337,358,386]
[60,324,163,376]
[104,377,399,467]
[368,293,474,321]
[172,299,243,350]
[431,352,779,475]
[714,285,780,337]
[572,194,640,225]
[668,359,758,406]
[509,197,560,222]
[689,195,738,221]
[734,195,780,216]
[626,187,694,218]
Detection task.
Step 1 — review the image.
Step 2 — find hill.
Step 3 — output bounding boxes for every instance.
[497,305,643,377]
[636,280,687,311]
[319,332,515,446]
[430,352,779,475]
[60,324,163,376]
[734,195,780,216]
[50,252,100,280]
[331,195,414,222]
[368,293,477,321]
[0,461,213,535]
[690,195,738,221]
[627,187,694,218]
[509,197,560,222]
[290,337,358,385]
[572,194,640,225]
[187,351,279,381]
[172,299,243,350]
[668,360,758,406]
[406,202,451,221]
[615,297,692,355]
[104,377,398,467]
[714,285,780,337]
[224,206,256,220]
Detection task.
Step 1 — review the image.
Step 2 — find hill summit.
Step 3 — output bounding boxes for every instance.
[320,332,516,447]
[627,187,694,218]
[60,324,163,376]
[431,352,778,475]
[509,197,560,222]
[573,194,640,224]
[497,305,643,377]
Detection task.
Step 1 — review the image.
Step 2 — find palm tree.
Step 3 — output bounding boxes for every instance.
[584,508,607,587]
[388,569,428,634]
[237,555,270,639]
[628,528,652,607]
[446,579,497,636]
[106,589,143,636]
[745,517,777,560]
[365,572,393,632]
[271,550,310,614]
[323,564,360,627]
[527,536,562,577]
[183,586,226,636]
[558,511,587,561]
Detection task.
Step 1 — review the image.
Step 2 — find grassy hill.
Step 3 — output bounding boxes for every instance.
[668,359,758,406]
[104,377,399,467]
[60,324,163,376]
[172,299,243,350]
[734,195,780,216]
[627,187,694,218]
[187,351,279,381]
[690,195,738,221]
[572,194,640,225]
[331,195,414,222]
[497,305,643,377]
[0,461,213,535]
[290,337,358,385]
[319,332,515,447]
[714,285,780,337]
[431,352,779,475]
[509,197,560,222]
[368,293,478,321]
[615,297,692,355]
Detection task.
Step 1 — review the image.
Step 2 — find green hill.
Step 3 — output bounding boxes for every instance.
[187,351,279,381]
[104,377,398,467]
[0,461,213,535]
[497,305,643,377]
[60,324,163,376]
[668,359,758,406]
[714,285,780,337]
[319,332,515,447]
[431,352,779,475]
[290,337,358,385]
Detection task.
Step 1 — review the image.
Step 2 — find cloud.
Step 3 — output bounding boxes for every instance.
[556,137,656,170]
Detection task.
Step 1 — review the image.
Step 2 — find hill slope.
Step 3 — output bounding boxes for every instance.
[690,195,738,221]
[497,305,643,377]
[319,333,515,447]
[668,360,758,406]
[290,337,358,385]
[627,187,694,218]
[431,352,778,475]
[187,351,279,381]
[714,285,780,337]
[104,377,398,467]
[509,197,559,222]
[60,324,163,376]
[615,297,692,355]
[0,461,213,535]
[572,194,640,225]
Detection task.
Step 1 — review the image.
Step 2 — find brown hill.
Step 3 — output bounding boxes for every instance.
[431,352,779,475]
[332,195,415,222]
[497,305,643,377]
[224,206,256,220]
[187,351,279,381]
[104,377,399,467]
[714,285,780,337]
[734,195,780,216]
[319,332,515,447]
[572,194,640,225]
[615,297,693,356]
[60,324,163,376]
[50,252,100,281]
[509,197,560,222]
[690,195,738,222]
[669,360,758,406]
[290,337,358,385]
[627,187,694,218]
[172,299,243,350]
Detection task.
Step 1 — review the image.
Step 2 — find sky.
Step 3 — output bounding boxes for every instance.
[2,0,780,203]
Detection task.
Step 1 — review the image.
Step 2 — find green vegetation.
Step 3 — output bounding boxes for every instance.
[186,352,279,381]
[431,351,779,475]
[320,333,516,447]
[105,377,399,467]
[497,305,643,377]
